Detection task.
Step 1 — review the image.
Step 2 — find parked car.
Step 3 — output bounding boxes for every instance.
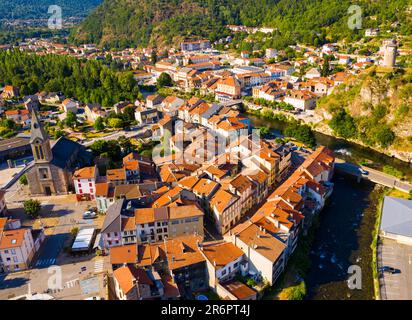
[380,266,400,274]
[360,168,369,175]
[83,211,97,219]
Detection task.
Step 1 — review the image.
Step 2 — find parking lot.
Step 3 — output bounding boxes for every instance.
[378,238,412,300]
[1,184,108,300]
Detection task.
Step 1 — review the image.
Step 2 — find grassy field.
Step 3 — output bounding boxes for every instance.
[387,189,410,199]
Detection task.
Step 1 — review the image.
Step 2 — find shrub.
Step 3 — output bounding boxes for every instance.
[279,281,306,300]
[19,174,28,185]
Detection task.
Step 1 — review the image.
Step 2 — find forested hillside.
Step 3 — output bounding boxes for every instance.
[0,0,102,20]
[72,0,411,48]
[0,50,140,107]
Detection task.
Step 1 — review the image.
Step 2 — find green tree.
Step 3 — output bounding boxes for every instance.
[259,127,270,138]
[65,110,78,128]
[107,117,124,129]
[23,199,41,218]
[94,116,105,131]
[329,109,357,139]
[157,72,173,87]
[375,126,395,148]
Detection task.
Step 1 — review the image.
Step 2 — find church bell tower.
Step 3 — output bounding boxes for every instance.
[30,111,53,163]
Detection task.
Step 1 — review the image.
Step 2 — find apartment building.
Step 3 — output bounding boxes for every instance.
[0,218,36,273]
[215,77,241,102]
[135,205,204,243]
[113,265,180,300]
[200,241,245,288]
[210,189,241,235]
[73,166,98,201]
[225,222,287,285]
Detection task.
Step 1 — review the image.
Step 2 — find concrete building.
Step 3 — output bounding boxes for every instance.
[381,197,412,245]
[0,218,36,273]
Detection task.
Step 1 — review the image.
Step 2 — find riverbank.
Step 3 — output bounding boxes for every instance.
[245,105,412,163]
[245,109,412,182]
[263,173,383,300]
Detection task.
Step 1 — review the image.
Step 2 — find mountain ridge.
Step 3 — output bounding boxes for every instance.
[71,0,411,49]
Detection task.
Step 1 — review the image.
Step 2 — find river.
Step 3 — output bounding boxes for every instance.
[246,114,405,300]
[305,174,384,299]
[247,114,412,181]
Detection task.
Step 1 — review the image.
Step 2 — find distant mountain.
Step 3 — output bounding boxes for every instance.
[71,0,411,48]
[0,0,102,20]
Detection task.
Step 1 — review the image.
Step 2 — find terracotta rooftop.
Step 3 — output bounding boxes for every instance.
[137,235,205,271]
[110,244,138,265]
[73,166,96,180]
[113,265,153,295]
[107,168,127,181]
[221,280,257,300]
[0,228,28,250]
[201,242,244,270]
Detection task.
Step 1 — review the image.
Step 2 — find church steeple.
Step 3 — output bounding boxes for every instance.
[30,111,53,163]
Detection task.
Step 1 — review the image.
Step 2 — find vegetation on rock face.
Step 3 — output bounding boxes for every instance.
[72,0,411,49]
[319,67,412,152]
[0,50,140,107]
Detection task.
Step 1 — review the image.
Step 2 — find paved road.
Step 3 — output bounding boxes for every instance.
[378,238,412,300]
[82,125,150,147]
[335,159,412,193]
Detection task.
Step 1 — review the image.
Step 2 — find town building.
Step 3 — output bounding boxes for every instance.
[0,218,38,273]
[26,111,93,196]
[73,166,98,201]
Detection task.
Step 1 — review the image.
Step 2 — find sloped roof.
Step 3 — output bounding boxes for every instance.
[50,137,92,169]
[381,197,412,237]
[101,199,124,234]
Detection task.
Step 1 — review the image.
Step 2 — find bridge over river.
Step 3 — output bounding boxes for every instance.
[335,158,412,193]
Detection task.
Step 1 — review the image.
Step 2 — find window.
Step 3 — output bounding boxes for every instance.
[11,249,16,254]
[79,189,83,194]
[171,220,179,225]
[39,168,49,180]
[13,256,18,263]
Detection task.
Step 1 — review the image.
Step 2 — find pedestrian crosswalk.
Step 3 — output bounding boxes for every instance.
[94,260,104,274]
[35,258,56,267]
[65,278,79,289]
